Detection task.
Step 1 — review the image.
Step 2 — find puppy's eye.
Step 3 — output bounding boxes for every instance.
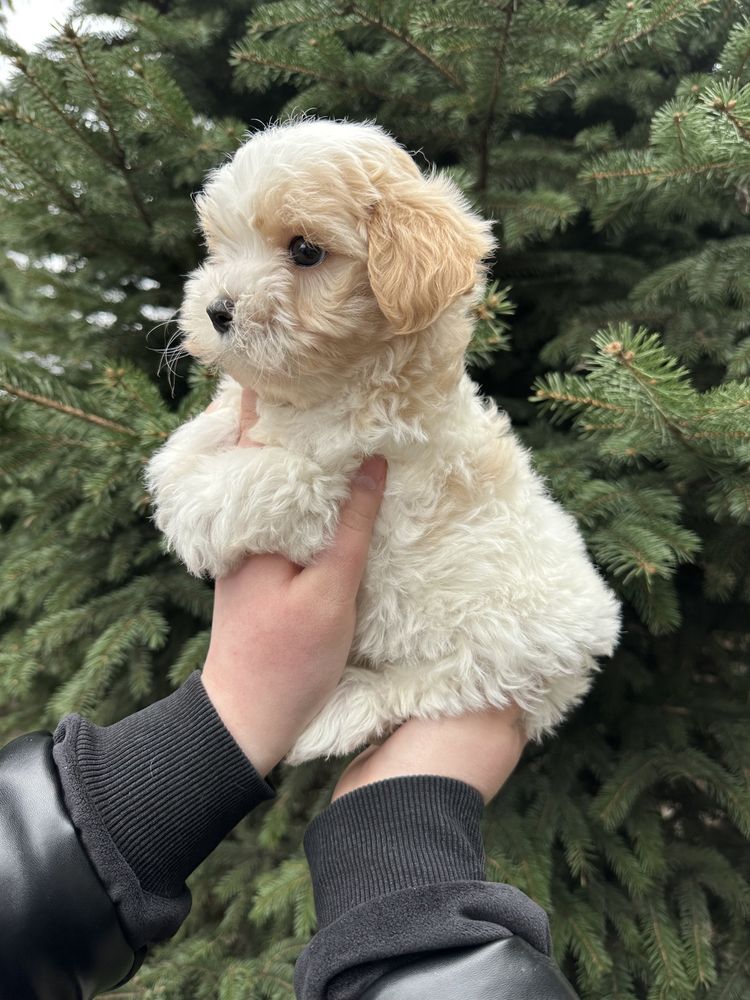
[288,236,326,267]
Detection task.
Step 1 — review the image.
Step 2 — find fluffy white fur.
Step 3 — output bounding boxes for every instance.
[145,117,621,764]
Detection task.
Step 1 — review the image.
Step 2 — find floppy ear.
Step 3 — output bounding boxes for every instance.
[367,171,495,336]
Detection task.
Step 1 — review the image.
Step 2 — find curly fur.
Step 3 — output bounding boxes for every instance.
[145,117,621,763]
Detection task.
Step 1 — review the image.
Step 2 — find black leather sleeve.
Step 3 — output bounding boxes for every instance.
[0,732,140,1000]
[359,938,579,999]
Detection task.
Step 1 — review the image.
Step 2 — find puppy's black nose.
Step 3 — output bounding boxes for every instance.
[206,298,234,334]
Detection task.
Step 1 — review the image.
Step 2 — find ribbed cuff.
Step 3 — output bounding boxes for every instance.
[304,775,485,928]
[53,672,275,900]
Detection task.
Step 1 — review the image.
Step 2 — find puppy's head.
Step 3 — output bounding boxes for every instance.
[181,118,495,403]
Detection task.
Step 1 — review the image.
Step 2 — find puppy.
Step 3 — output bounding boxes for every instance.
[146,117,621,763]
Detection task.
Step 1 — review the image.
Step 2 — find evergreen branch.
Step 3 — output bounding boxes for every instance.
[66,31,153,230]
[1,101,101,149]
[605,341,722,457]
[232,49,430,109]
[713,102,750,144]
[347,5,464,88]
[566,909,611,977]
[686,891,715,987]
[687,427,750,440]
[2,120,151,262]
[476,0,517,194]
[11,57,124,174]
[0,134,84,215]
[607,346,686,429]
[596,755,660,828]
[14,430,100,450]
[533,388,626,412]
[736,46,750,82]
[119,78,189,138]
[585,160,734,181]
[579,488,622,513]
[492,194,577,216]
[410,19,488,32]
[699,398,750,418]
[579,420,626,431]
[673,110,688,160]
[644,901,692,996]
[254,971,294,992]
[539,0,716,90]
[710,944,750,997]
[249,13,325,32]
[233,52,341,81]
[0,383,138,436]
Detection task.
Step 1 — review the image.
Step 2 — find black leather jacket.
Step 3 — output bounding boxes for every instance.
[0,732,578,1000]
[0,733,139,999]
[361,939,578,999]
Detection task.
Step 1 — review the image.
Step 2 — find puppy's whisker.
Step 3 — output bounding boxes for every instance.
[156,328,189,396]
[157,334,184,370]
[164,327,184,359]
[145,314,181,349]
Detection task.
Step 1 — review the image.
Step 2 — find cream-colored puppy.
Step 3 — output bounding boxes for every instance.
[146,118,620,763]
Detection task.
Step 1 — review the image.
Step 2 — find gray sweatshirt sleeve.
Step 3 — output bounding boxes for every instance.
[295,775,554,1000]
[52,671,275,951]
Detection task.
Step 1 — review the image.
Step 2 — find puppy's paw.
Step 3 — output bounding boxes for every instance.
[145,396,242,500]
[149,444,350,578]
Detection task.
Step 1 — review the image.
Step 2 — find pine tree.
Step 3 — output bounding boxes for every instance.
[1,1,749,997]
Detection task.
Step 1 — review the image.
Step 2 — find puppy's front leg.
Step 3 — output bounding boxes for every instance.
[145,376,244,481]
[149,443,351,578]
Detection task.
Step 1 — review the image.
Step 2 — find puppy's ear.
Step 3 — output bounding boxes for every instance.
[367,171,495,336]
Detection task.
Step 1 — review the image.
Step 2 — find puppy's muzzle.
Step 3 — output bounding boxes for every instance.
[207,298,234,335]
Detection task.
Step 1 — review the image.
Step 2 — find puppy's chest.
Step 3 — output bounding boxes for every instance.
[250,410,355,458]
[252,400,526,543]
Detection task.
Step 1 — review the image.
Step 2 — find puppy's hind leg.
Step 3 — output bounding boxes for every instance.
[286,667,393,765]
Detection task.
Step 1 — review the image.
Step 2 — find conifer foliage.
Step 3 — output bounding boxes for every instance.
[1,1,749,997]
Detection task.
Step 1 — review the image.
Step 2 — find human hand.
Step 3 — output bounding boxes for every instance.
[201,388,388,775]
[332,704,527,804]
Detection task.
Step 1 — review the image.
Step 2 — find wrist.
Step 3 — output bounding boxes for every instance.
[334,706,526,804]
[200,665,284,776]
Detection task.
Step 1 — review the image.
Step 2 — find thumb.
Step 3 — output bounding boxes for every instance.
[302,456,387,600]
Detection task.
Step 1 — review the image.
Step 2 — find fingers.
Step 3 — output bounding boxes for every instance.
[300,455,387,600]
[204,388,261,446]
[238,387,263,448]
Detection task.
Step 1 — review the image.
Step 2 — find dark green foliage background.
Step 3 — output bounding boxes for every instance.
[1,1,749,997]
